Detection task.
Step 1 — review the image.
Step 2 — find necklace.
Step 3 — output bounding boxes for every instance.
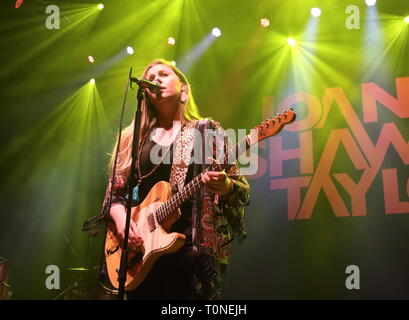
[127,126,175,203]
[136,125,177,184]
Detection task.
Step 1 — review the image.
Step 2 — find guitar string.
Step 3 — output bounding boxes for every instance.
[132,171,207,235]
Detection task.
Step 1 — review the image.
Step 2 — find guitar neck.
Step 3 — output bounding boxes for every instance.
[155,135,250,225]
[154,108,296,224]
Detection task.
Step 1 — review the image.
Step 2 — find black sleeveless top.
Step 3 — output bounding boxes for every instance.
[138,136,194,243]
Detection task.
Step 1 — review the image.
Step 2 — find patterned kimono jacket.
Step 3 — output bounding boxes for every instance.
[83,118,250,299]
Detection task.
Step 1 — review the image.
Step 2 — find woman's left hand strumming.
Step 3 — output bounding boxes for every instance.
[201,171,234,196]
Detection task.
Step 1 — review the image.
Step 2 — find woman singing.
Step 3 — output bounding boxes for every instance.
[83,59,250,300]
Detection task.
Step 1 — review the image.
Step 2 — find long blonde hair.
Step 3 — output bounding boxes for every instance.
[109,59,202,181]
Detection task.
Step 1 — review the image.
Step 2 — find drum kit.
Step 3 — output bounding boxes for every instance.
[0,236,100,300]
[53,237,99,300]
[53,265,99,300]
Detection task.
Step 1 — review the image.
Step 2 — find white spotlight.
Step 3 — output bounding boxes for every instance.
[405,16,409,24]
[260,18,270,28]
[212,27,221,37]
[287,38,296,46]
[168,37,175,45]
[365,0,376,6]
[88,55,94,63]
[90,79,95,85]
[97,4,104,10]
[311,8,321,17]
[126,46,134,55]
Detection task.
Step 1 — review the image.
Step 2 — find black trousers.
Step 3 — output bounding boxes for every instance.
[125,245,201,300]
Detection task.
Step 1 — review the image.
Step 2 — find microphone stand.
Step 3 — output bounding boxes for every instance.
[117,69,144,300]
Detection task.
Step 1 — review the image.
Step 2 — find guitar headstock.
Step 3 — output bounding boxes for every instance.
[249,109,296,144]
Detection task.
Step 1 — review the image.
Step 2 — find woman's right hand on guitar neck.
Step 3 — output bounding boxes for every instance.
[110,204,144,253]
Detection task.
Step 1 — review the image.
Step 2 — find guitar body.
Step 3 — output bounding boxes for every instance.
[104,181,186,291]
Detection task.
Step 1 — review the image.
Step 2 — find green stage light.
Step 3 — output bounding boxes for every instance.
[90,78,95,85]
[287,38,296,46]
[405,16,409,24]
[97,4,104,10]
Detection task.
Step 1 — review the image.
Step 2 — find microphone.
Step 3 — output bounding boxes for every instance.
[129,76,162,92]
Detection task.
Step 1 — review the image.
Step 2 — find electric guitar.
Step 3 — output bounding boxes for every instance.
[104,109,296,290]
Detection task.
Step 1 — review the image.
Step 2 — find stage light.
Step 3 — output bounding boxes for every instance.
[311,8,321,17]
[168,37,176,45]
[88,56,94,63]
[405,16,409,24]
[260,18,270,28]
[126,46,134,55]
[212,28,221,37]
[365,0,376,6]
[97,4,104,10]
[90,79,95,85]
[287,38,296,46]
